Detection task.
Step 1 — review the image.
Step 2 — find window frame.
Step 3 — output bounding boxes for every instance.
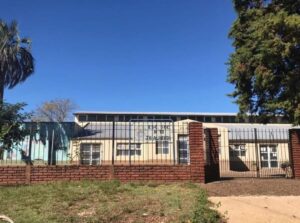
[229,144,246,157]
[116,143,141,156]
[156,140,169,155]
[80,143,101,165]
[178,135,189,164]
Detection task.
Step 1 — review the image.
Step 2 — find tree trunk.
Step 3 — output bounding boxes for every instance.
[0,73,4,103]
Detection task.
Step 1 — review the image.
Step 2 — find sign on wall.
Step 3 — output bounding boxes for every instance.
[130,121,173,142]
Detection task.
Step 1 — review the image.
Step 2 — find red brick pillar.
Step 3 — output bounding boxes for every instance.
[189,122,205,183]
[25,165,31,185]
[204,128,220,183]
[289,129,300,179]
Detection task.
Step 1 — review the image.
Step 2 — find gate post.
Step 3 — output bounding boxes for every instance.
[289,129,300,179]
[204,128,220,183]
[189,122,205,183]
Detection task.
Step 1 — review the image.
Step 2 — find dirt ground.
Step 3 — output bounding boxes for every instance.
[210,196,300,223]
[202,178,300,196]
[204,179,300,223]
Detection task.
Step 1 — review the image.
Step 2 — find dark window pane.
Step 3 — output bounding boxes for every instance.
[261,161,268,168]
[107,115,114,121]
[88,115,97,121]
[197,116,204,122]
[81,160,90,165]
[78,115,87,121]
[98,115,106,121]
[205,117,212,122]
[271,161,278,168]
[179,158,188,164]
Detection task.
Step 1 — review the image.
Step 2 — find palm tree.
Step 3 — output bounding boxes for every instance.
[0,20,34,101]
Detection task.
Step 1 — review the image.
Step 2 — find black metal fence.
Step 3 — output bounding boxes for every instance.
[218,127,293,178]
[0,121,190,166]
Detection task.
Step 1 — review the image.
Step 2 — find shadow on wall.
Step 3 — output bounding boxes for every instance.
[229,150,250,172]
[24,122,77,165]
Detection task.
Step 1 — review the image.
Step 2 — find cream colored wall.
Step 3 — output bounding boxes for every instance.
[70,139,177,164]
[70,120,192,164]
[71,120,290,168]
[202,123,290,171]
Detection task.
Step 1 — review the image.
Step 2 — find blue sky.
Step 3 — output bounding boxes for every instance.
[2,0,237,113]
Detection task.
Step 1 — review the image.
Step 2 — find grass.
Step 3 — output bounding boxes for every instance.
[0,181,223,223]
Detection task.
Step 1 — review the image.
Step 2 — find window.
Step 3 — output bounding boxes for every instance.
[116,143,141,156]
[205,116,212,122]
[87,115,97,121]
[178,135,189,164]
[230,144,246,157]
[80,144,101,165]
[260,145,278,168]
[97,115,106,121]
[78,115,87,122]
[216,117,222,122]
[118,115,125,121]
[156,141,169,154]
[197,116,204,122]
[107,115,114,121]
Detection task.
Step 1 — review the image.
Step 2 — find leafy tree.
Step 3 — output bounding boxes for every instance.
[0,102,30,150]
[228,0,300,124]
[32,98,77,122]
[0,20,34,101]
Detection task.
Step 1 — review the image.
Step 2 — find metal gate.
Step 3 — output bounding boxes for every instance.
[218,127,293,178]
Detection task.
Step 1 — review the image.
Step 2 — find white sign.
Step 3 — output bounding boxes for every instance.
[131,122,172,141]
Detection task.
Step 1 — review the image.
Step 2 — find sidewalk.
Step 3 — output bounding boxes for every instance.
[210,196,300,223]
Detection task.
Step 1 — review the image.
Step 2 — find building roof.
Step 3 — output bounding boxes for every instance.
[215,123,291,141]
[77,123,131,140]
[74,111,237,116]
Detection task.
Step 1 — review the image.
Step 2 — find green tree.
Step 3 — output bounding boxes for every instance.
[0,20,34,101]
[0,102,30,150]
[228,0,300,124]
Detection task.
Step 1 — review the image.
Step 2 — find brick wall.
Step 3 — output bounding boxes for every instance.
[289,129,300,179]
[189,122,205,183]
[204,128,220,183]
[0,166,27,185]
[0,165,192,185]
[114,165,191,182]
[30,166,112,183]
[0,122,206,185]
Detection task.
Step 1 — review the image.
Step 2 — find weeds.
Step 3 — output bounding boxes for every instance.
[0,181,224,223]
[191,190,224,223]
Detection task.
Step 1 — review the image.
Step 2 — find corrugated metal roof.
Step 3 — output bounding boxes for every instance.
[215,124,291,141]
[77,123,131,139]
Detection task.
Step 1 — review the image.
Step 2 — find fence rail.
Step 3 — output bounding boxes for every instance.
[0,121,295,179]
[218,128,292,178]
[0,121,190,166]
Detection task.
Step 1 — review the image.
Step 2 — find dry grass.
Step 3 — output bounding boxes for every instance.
[203,178,300,196]
[0,180,216,223]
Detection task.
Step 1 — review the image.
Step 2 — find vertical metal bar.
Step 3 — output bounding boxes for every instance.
[254,128,260,178]
[288,129,294,178]
[172,121,176,165]
[129,120,131,165]
[112,120,115,165]
[28,124,33,164]
[50,129,55,165]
